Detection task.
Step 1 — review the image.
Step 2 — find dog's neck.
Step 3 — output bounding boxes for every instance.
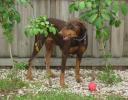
[73,32,87,42]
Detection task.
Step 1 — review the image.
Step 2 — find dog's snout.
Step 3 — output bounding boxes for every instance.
[58,31,63,35]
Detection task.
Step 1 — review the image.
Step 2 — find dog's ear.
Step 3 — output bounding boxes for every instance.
[66,22,74,30]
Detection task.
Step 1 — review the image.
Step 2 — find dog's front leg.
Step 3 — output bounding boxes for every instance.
[60,52,68,88]
[75,55,82,83]
[45,38,55,78]
[60,41,70,88]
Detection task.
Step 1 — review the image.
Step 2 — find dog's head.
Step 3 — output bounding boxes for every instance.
[59,19,87,40]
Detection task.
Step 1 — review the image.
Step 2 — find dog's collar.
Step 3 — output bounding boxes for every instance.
[73,33,87,42]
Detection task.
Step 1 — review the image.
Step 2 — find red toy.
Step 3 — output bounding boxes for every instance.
[88,82,96,92]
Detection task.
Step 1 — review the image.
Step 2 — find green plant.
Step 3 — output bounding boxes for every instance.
[106,95,126,100]
[0,0,30,75]
[97,64,122,85]
[14,61,27,70]
[69,0,128,50]
[25,16,57,37]
[0,79,28,91]
[2,91,96,100]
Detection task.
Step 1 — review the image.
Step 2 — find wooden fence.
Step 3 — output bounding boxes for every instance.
[0,0,128,66]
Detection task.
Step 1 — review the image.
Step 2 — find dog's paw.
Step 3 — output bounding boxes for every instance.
[26,75,33,80]
[76,78,82,83]
[61,84,68,88]
[49,73,57,78]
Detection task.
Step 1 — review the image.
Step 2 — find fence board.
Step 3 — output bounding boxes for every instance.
[111,13,124,57]
[0,28,9,57]
[0,57,128,66]
[123,14,128,56]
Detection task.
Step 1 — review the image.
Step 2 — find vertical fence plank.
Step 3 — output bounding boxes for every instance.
[0,28,9,57]
[17,4,33,57]
[123,14,128,56]
[84,24,93,57]
[111,13,124,57]
[92,27,101,57]
[59,0,70,20]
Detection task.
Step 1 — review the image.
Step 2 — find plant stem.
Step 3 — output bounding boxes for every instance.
[9,43,15,68]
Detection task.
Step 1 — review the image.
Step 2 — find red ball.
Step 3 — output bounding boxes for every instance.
[88,82,96,92]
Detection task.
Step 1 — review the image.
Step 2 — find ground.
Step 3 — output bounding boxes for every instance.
[0,68,128,99]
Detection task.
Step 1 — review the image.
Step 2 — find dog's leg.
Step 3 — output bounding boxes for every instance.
[60,52,68,88]
[27,35,45,80]
[75,55,82,83]
[45,38,55,78]
[60,42,69,88]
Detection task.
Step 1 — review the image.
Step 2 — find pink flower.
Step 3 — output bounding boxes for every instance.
[88,82,96,92]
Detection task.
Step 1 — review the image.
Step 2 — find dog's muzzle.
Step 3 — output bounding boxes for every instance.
[58,31,70,40]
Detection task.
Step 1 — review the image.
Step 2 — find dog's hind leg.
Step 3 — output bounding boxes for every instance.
[27,35,45,80]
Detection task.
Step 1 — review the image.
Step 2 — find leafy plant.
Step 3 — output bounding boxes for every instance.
[14,61,27,70]
[25,16,57,37]
[0,0,31,77]
[97,64,122,85]
[0,0,30,42]
[69,0,128,50]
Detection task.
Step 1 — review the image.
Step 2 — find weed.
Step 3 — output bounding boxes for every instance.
[97,64,122,85]
[106,95,126,100]
[2,91,96,100]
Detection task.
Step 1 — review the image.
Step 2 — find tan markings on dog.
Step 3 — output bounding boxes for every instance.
[80,46,87,53]
[35,42,39,52]
[60,28,77,39]
[68,46,79,54]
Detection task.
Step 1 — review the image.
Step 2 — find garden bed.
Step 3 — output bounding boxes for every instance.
[0,68,128,100]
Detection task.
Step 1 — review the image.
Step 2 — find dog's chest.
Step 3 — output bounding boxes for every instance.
[68,46,79,54]
[68,39,87,54]
[70,40,81,47]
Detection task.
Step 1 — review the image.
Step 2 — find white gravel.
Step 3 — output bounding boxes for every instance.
[0,68,128,98]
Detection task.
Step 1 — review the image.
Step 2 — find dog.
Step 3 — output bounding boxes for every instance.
[26,18,88,87]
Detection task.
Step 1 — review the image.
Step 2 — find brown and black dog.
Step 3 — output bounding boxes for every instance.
[26,18,88,87]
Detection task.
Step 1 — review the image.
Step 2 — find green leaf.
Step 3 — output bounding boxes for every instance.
[114,20,121,27]
[86,2,92,8]
[14,11,21,23]
[101,9,110,20]
[121,2,128,16]
[79,1,85,10]
[109,16,115,26]
[49,27,57,34]
[69,3,76,12]
[41,22,45,26]
[105,0,112,6]
[112,1,119,13]
[17,0,30,5]
[102,28,110,41]
[89,14,97,23]
[96,30,101,40]
[94,17,103,28]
